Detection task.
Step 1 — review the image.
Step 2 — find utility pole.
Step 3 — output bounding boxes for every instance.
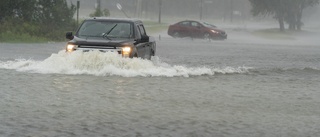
[223,0,227,22]
[230,0,234,22]
[76,1,80,30]
[200,0,203,20]
[158,0,162,23]
[96,0,101,10]
[136,0,142,18]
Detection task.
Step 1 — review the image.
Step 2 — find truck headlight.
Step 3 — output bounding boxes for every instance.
[121,47,131,57]
[66,44,77,52]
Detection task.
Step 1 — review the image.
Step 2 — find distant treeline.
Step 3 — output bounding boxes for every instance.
[249,0,319,31]
[0,0,76,42]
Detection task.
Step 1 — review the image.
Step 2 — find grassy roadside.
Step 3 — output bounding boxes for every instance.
[2,26,303,43]
[0,32,50,43]
[251,28,296,40]
[0,21,167,43]
[143,20,168,35]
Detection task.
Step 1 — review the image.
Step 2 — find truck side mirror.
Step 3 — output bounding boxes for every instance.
[66,32,74,40]
[141,35,149,42]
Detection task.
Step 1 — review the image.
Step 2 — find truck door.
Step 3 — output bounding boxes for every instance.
[136,24,149,58]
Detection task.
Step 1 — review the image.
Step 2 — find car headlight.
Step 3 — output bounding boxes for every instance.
[211,30,219,34]
[66,44,77,52]
[121,47,131,57]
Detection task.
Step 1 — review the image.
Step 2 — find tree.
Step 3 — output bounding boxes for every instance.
[285,0,319,30]
[0,0,76,41]
[249,0,286,31]
[249,0,319,31]
[0,0,37,22]
[36,0,76,39]
[89,8,110,17]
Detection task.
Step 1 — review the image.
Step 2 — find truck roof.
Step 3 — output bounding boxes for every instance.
[85,17,143,24]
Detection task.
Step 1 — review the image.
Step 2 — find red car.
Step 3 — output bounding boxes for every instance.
[168,20,227,40]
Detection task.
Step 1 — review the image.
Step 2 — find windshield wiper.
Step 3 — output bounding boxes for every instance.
[80,35,101,37]
[103,24,118,40]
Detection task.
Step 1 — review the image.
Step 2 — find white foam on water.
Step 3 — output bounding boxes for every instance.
[0,50,250,77]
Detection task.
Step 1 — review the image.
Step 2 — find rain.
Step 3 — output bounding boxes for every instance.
[1,0,320,136]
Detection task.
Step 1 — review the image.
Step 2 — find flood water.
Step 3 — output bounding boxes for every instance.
[1,31,320,137]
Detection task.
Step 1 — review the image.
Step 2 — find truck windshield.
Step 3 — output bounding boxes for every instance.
[77,20,133,39]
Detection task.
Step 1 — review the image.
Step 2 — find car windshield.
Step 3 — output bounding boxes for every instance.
[202,22,217,28]
[77,20,133,39]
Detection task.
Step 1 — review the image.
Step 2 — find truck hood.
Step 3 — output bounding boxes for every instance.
[70,36,134,47]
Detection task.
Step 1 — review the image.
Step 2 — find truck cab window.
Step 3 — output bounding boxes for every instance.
[138,25,146,36]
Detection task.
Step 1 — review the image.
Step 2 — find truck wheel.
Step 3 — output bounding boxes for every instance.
[147,49,155,60]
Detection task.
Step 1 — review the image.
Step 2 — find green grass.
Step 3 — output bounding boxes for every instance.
[142,20,168,34]
[0,31,50,43]
[251,28,296,40]
[0,20,168,43]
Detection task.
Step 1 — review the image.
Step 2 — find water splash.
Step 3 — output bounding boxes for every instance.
[0,50,250,77]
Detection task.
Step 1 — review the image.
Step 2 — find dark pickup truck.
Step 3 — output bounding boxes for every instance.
[65,17,156,59]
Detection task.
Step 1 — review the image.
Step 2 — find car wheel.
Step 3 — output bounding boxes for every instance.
[203,33,211,41]
[173,32,180,38]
